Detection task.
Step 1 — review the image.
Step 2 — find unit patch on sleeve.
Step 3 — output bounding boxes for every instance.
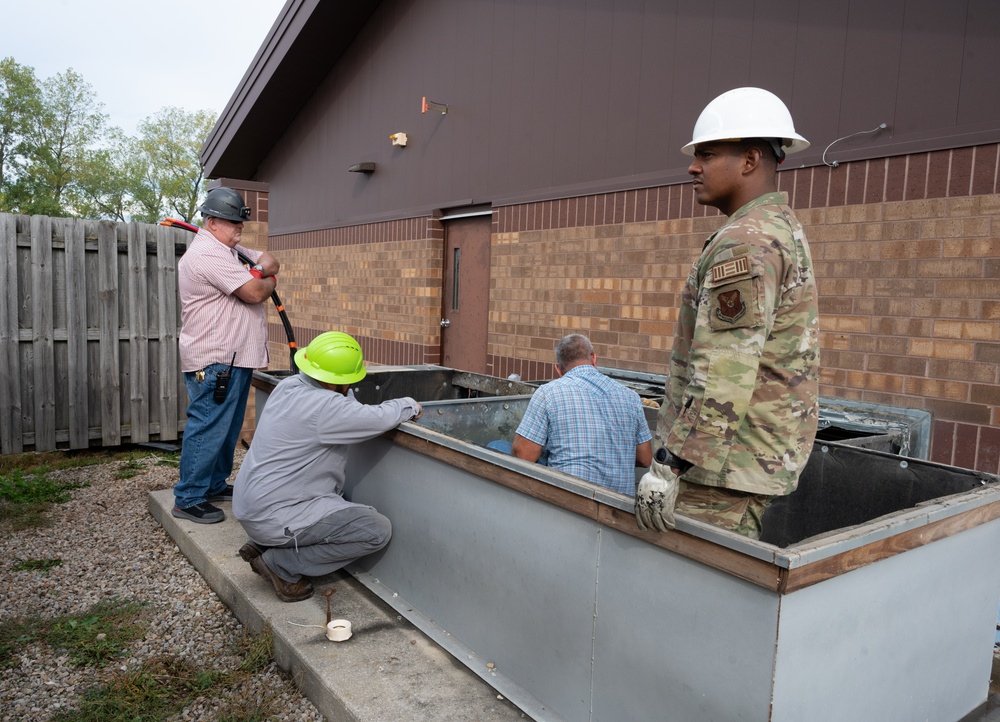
[716,288,746,323]
[708,276,760,331]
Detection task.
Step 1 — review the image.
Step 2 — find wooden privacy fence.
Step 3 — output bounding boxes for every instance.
[0,213,190,454]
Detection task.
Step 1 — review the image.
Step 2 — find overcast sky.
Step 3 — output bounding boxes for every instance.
[2,0,286,135]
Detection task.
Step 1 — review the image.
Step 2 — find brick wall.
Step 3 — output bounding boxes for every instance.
[246,145,1000,473]
[489,145,1000,474]
[266,217,444,370]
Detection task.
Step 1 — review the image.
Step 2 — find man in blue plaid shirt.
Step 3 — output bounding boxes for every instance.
[512,334,653,495]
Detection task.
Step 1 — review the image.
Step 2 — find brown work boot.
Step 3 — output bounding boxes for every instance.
[249,554,314,602]
[238,541,266,565]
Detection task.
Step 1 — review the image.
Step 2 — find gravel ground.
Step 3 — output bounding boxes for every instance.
[0,450,324,722]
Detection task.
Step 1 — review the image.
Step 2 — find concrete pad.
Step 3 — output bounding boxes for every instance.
[148,489,529,721]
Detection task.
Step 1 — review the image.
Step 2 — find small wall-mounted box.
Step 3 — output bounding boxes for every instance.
[348,162,376,173]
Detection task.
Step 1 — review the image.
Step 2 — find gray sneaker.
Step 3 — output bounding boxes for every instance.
[172,502,225,524]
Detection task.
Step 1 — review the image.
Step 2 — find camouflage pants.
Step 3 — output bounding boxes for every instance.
[675,482,773,540]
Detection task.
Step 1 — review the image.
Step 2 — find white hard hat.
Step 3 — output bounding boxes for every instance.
[681,87,809,156]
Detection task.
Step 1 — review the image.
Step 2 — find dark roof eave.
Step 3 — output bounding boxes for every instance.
[201,0,383,180]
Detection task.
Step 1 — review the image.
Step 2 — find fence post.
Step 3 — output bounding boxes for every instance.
[126,222,150,443]
[30,215,56,451]
[98,220,121,446]
[65,218,89,449]
[157,224,181,440]
[0,214,23,454]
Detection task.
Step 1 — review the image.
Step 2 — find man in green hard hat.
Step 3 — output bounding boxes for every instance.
[232,331,422,602]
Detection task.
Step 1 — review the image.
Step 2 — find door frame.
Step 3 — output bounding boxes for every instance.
[439,207,492,374]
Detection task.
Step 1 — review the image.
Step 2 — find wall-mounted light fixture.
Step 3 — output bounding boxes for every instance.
[348,162,375,173]
[390,132,408,147]
[421,97,449,115]
[822,122,889,168]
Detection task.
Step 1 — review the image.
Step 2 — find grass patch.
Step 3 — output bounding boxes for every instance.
[0,468,88,504]
[0,616,34,669]
[115,459,146,480]
[12,558,62,572]
[47,598,149,666]
[0,598,148,669]
[47,626,281,722]
[216,701,283,722]
[0,446,179,531]
[0,469,89,532]
[50,655,217,722]
[0,448,137,478]
[236,625,274,673]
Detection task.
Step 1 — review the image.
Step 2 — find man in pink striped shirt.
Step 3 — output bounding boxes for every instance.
[172,187,280,524]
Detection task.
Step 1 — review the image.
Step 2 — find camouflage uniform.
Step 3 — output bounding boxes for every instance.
[654,191,819,534]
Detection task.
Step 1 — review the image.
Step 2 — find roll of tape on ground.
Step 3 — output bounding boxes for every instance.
[326,619,352,642]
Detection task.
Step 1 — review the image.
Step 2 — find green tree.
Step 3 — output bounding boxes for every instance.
[17,68,106,216]
[75,129,143,222]
[0,60,217,222]
[131,107,216,224]
[0,58,42,211]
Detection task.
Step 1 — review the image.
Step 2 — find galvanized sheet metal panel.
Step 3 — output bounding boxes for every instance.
[348,437,599,720]
[771,520,1000,722]
[254,369,1000,721]
[592,532,779,721]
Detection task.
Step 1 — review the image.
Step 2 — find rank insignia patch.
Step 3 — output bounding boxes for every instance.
[716,289,746,323]
[710,255,750,283]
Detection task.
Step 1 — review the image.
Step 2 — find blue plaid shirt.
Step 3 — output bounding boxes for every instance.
[515,365,652,495]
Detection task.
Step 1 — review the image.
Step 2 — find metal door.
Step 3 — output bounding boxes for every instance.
[440,214,491,373]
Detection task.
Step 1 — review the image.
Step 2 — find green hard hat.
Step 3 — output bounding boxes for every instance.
[294,332,367,385]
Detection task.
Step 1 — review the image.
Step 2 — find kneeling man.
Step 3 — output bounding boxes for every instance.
[233,331,422,602]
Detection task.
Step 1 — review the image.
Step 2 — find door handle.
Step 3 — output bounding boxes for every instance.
[440,319,451,328]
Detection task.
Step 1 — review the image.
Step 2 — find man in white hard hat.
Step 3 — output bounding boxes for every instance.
[636,87,820,539]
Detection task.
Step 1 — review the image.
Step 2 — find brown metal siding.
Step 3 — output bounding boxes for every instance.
[898,2,965,132]
[257,0,1000,234]
[961,0,1000,126]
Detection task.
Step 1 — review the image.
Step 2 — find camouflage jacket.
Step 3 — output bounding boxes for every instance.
[654,191,820,496]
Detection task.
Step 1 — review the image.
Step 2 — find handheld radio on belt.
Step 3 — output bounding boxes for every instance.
[214,353,237,403]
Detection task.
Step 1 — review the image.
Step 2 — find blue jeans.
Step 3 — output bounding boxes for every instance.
[174,364,253,509]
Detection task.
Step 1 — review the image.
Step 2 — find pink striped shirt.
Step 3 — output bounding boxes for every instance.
[178,228,270,372]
